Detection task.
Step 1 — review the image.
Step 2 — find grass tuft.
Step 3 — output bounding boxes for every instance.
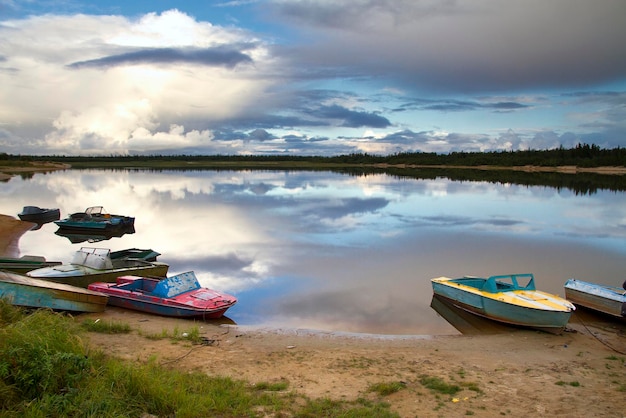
[419,375,461,395]
[81,318,131,334]
[368,381,406,396]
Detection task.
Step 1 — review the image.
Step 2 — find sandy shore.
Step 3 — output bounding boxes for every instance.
[79,307,625,418]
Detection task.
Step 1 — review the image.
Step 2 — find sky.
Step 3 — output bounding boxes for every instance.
[1,0,625,156]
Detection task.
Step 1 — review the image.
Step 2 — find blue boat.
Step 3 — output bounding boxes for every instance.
[17,206,61,225]
[431,274,575,333]
[54,206,134,231]
[564,279,626,319]
[0,270,108,313]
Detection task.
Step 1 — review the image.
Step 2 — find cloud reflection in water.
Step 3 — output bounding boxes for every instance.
[2,169,626,335]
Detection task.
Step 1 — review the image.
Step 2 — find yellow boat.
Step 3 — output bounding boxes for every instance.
[431,274,575,333]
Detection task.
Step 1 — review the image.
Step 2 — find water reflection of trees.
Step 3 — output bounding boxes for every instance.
[334,167,626,195]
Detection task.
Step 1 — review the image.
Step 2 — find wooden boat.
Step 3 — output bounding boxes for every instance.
[26,247,169,288]
[431,273,575,332]
[17,206,61,224]
[564,279,626,319]
[0,270,108,313]
[0,254,62,274]
[54,206,134,231]
[88,271,237,318]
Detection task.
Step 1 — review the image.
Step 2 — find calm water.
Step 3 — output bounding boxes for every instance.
[2,169,625,335]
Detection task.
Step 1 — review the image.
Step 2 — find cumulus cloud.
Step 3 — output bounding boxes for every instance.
[0,9,276,155]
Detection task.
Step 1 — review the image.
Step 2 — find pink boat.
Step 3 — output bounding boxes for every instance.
[88,271,237,319]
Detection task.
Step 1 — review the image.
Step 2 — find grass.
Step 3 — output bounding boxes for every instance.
[80,318,131,334]
[555,381,581,387]
[419,375,461,395]
[368,381,406,396]
[0,299,399,417]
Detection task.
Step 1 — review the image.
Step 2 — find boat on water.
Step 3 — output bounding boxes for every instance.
[26,247,169,288]
[55,206,134,231]
[0,270,108,313]
[17,206,61,225]
[88,271,237,319]
[0,254,62,274]
[564,279,626,319]
[431,273,575,333]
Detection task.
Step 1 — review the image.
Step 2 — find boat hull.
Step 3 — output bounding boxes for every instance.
[0,271,107,313]
[432,278,574,332]
[0,255,62,274]
[564,279,626,318]
[27,262,169,288]
[101,295,233,318]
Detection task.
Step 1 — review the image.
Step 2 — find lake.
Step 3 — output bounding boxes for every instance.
[2,168,625,335]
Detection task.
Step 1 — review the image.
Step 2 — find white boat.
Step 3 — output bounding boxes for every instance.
[26,247,169,288]
[564,279,626,319]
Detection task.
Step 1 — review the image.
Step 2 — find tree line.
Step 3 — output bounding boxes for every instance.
[1,143,625,167]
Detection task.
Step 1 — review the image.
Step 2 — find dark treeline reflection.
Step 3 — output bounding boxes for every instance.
[334,167,626,195]
[55,166,626,195]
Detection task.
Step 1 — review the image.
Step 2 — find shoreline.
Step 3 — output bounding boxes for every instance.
[1,162,625,182]
[79,306,626,417]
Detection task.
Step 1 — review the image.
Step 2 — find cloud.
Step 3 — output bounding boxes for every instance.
[268,0,626,92]
[309,104,391,128]
[68,46,254,69]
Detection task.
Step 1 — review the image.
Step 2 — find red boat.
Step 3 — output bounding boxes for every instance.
[88,271,237,319]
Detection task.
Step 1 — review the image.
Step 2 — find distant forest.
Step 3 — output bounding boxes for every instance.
[2,144,626,194]
[2,143,626,168]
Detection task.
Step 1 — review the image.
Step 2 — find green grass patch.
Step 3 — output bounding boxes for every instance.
[368,381,406,396]
[419,375,461,395]
[140,325,204,344]
[0,301,399,417]
[253,380,289,392]
[80,318,131,334]
[555,381,581,387]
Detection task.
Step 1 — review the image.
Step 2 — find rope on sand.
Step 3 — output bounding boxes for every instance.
[571,311,626,355]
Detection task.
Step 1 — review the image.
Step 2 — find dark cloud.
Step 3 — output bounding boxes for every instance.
[398,98,529,113]
[308,197,389,220]
[68,45,253,69]
[247,128,275,141]
[309,104,391,128]
[268,0,626,92]
[422,215,523,228]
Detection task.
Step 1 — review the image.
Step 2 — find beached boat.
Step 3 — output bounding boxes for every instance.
[88,271,237,319]
[0,254,62,274]
[17,206,61,225]
[564,279,626,319]
[431,273,575,332]
[54,206,134,231]
[0,270,108,313]
[26,247,169,288]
